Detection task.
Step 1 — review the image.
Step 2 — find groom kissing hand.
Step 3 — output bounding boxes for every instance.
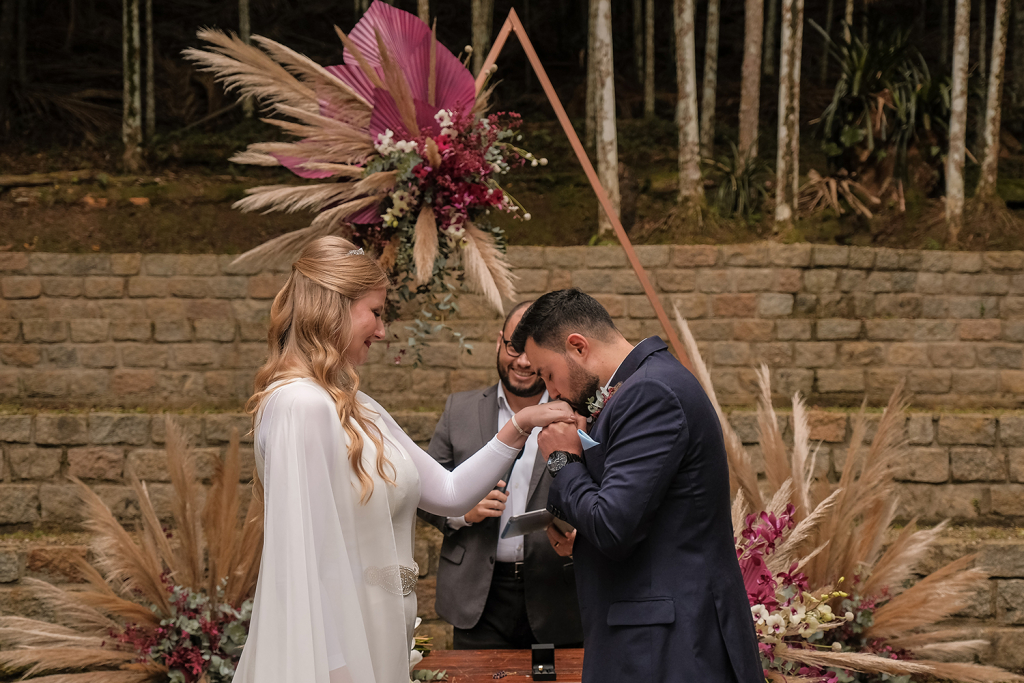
[510,289,763,683]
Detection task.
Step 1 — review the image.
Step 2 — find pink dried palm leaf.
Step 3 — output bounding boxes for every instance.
[886,627,988,651]
[125,471,177,579]
[329,2,475,129]
[413,205,439,285]
[674,308,763,510]
[767,488,841,575]
[249,35,371,112]
[790,389,817,519]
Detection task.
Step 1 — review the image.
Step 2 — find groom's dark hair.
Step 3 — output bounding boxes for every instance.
[510,288,617,353]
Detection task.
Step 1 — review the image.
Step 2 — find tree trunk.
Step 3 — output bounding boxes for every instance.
[16,0,26,84]
[644,0,655,116]
[739,0,764,159]
[942,0,951,67]
[634,0,644,83]
[122,0,143,171]
[0,0,15,135]
[820,0,834,83]
[844,0,854,42]
[144,0,154,140]
[594,0,621,235]
[675,0,704,205]
[240,0,252,118]
[775,0,805,227]
[586,0,598,148]
[1014,0,1024,96]
[700,0,720,159]
[354,0,369,16]
[947,0,972,244]
[978,0,1009,198]
[64,0,75,52]
[471,0,494,76]
[765,0,779,76]
[979,0,988,78]
[418,0,429,23]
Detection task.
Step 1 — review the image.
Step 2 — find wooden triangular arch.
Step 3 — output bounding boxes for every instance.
[475,9,693,371]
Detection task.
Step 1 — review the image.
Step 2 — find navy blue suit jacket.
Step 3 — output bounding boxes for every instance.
[548,337,762,683]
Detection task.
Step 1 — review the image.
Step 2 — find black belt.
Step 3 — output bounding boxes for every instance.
[493,561,525,581]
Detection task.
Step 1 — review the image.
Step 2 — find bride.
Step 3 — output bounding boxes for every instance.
[235,236,573,683]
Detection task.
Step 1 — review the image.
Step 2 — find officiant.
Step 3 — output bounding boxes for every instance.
[418,301,584,650]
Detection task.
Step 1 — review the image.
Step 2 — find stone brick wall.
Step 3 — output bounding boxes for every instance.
[3,243,1024,410]
[2,407,1024,655]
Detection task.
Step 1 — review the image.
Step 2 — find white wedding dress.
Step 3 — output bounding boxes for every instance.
[234,378,519,683]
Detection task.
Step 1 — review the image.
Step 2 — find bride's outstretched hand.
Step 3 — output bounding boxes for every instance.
[516,400,576,431]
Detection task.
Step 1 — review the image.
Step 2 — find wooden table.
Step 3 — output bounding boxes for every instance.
[414,648,584,682]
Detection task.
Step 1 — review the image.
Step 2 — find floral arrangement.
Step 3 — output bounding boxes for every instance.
[114,579,253,683]
[585,381,622,423]
[675,307,1023,683]
[185,0,534,327]
[0,419,263,683]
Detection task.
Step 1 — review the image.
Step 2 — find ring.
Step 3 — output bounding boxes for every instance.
[554,542,560,547]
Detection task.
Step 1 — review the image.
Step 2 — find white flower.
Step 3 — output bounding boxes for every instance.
[831,642,843,652]
[522,213,531,221]
[764,614,785,635]
[531,159,539,167]
[818,604,834,622]
[464,45,473,54]
[751,604,770,625]
[786,603,806,622]
[798,616,820,635]
[845,611,855,622]
[539,158,548,166]
[394,140,418,154]
[375,129,397,155]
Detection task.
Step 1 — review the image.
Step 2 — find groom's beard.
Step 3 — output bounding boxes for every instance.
[566,355,601,416]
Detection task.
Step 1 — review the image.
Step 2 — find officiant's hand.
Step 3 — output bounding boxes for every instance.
[547,524,576,557]
[464,482,507,524]
[537,421,583,461]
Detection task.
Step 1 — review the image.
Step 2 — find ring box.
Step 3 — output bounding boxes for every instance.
[531,643,556,681]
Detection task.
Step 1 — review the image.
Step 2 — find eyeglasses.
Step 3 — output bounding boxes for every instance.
[500,333,522,358]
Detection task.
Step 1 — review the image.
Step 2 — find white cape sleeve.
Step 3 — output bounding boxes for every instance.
[235,382,407,683]
[358,392,520,516]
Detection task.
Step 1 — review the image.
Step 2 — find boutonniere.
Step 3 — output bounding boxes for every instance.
[586,382,622,423]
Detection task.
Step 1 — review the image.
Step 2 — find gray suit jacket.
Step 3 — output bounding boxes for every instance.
[417,385,584,645]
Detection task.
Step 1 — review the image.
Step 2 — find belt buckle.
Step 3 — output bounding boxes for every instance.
[513,561,524,580]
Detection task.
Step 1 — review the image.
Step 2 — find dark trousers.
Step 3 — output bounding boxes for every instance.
[453,573,538,650]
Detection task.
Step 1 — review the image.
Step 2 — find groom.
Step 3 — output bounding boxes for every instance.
[510,289,762,683]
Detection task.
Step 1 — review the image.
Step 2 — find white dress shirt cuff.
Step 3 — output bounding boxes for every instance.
[447,515,472,530]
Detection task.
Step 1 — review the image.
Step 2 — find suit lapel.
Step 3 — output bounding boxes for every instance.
[526,442,547,503]
[477,385,499,452]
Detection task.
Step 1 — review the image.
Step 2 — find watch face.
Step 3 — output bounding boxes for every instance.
[547,451,568,472]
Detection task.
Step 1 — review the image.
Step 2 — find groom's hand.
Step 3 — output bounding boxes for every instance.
[547,524,576,557]
[538,422,583,461]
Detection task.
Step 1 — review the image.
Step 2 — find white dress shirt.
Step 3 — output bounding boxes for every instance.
[447,384,548,563]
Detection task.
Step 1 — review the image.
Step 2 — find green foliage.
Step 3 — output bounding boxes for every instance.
[812,21,950,184]
[706,141,771,221]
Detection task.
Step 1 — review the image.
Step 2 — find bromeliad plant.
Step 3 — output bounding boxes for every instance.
[186,1,536,329]
[806,21,950,216]
[675,306,1024,683]
[0,420,263,683]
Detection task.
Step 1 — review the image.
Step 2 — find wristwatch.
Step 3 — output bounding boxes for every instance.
[546,450,582,477]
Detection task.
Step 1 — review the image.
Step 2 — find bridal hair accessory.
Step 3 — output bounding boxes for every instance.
[347,248,365,255]
[184,0,542,316]
[364,562,420,596]
[586,382,622,423]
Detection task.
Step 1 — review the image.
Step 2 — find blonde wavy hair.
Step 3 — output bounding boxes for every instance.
[246,236,393,502]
